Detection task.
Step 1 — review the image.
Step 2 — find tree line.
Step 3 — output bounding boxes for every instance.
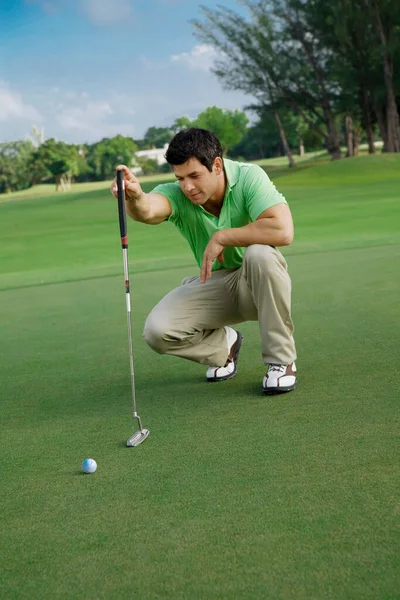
[0,99,379,195]
[2,104,318,194]
[0,106,247,194]
[192,0,400,162]
[1,0,399,194]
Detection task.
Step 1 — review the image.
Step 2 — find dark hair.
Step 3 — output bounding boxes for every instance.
[165,128,223,171]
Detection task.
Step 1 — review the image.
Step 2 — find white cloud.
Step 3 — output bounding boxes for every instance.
[57,101,113,133]
[0,82,43,123]
[80,0,132,24]
[171,44,219,72]
[54,94,137,141]
[0,51,251,143]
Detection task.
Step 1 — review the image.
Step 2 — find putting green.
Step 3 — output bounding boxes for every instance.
[1,155,399,599]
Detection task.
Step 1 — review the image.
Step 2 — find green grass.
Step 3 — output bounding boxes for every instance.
[254,149,328,167]
[1,155,399,599]
[276,153,400,186]
[0,174,178,202]
[1,148,392,202]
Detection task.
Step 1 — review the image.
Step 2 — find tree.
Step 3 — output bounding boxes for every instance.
[192,1,343,160]
[272,0,400,153]
[246,101,298,166]
[368,0,400,151]
[229,117,283,161]
[72,144,93,182]
[229,105,323,161]
[135,157,159,175]
[0,140,35,194]
[193,106,248,153]
[295,116,309,156]
[87,135,137,180]
[193,0,400,157]
[28,139,81,191]
[142,127,174,148]
[303,0,378,154]
[273,112,295,167]
[172,116,193,133]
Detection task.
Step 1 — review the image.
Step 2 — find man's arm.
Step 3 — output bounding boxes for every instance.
[200,203,294,283]
[216,203,294,248]
[110,165,172,225]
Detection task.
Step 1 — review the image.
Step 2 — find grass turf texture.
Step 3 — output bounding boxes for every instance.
[1,154,399,599]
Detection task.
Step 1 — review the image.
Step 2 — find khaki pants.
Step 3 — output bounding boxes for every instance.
[143,245,296,367]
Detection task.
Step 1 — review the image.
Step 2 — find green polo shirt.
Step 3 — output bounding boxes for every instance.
[152,158,287,270]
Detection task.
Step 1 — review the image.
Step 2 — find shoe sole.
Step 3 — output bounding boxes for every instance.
[263,383,296,395]
[206,332,243,383]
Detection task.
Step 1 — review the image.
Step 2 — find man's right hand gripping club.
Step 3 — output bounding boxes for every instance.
[110,165,172,225]
[110,165,148,222]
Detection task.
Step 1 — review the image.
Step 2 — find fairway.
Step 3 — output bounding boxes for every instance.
[1,156,399,599]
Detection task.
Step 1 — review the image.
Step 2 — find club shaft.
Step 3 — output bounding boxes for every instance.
[117,169,145,435]
[122,247,143,431]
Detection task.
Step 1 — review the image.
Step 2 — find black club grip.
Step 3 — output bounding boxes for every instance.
[116,170,128,244]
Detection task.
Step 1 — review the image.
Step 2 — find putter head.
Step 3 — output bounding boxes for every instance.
[126,428,150,447]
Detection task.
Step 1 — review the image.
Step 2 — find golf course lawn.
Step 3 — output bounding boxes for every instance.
[1,154,399,599]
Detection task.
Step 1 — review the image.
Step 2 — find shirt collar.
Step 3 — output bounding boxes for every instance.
[223,158,240,190]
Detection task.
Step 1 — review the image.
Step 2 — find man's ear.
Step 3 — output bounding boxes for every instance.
[213,157,223,175]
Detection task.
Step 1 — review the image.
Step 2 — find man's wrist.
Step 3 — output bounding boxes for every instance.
[214,229,228,245]
[126,190,144,205]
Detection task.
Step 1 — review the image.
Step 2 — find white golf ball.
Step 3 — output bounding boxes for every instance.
[82,458,97,474]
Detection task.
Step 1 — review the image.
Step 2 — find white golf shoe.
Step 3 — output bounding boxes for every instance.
[263,362,297,394]
[206,327,243,382]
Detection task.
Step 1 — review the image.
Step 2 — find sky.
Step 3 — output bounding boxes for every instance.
[0,0,252,144]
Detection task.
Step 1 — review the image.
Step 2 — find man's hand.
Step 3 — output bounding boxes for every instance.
[110,165,144,203]
[110,164,172,225]
[200,233,225,284]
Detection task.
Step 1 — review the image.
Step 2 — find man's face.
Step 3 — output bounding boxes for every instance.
[172,157,222,205]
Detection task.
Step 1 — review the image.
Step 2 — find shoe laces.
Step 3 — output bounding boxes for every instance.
[268,364,286,374]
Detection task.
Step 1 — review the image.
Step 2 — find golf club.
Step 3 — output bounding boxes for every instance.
[116,169,150,447]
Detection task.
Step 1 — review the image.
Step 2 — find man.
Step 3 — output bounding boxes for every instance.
[111,128,297,393]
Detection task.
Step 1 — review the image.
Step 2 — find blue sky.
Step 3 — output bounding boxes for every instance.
[0,0,251,144]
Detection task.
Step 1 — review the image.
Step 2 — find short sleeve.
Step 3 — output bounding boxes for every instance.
[243,165,287,222]
[151,182,182,224]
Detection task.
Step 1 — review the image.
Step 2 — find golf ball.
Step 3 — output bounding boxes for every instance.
[82,458,97,474]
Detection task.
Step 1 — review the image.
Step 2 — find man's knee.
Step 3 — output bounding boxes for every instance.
[244,245,283,272]
[143,312,168,354]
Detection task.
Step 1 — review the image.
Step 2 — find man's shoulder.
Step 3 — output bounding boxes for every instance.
[151,180,181,195]
[224,158,266,190]
[225,157,265,173]
[151,180,190,207]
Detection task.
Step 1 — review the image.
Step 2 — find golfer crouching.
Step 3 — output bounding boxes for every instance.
[111,128,297,394]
